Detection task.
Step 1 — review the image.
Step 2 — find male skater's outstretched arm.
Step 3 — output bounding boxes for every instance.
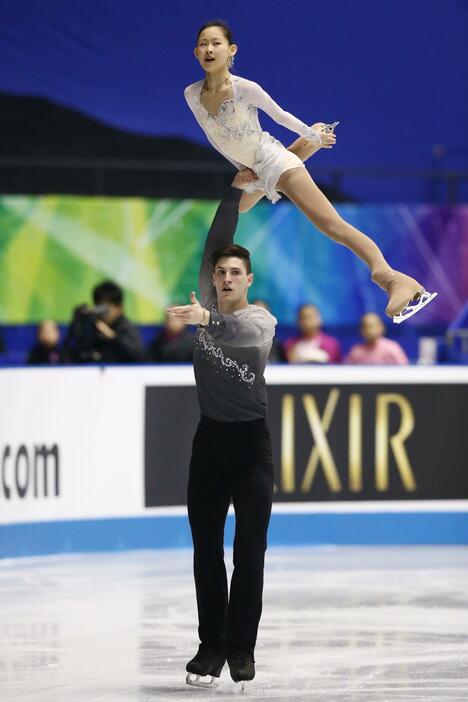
[169,178,276,347]
[198,185,243,309]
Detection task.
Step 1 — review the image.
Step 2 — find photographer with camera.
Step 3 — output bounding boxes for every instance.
[62,281,145,364]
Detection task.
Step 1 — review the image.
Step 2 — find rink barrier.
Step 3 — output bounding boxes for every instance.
[1,365,467,557]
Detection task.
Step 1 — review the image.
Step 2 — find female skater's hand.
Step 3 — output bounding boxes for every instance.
[232,168,259,189]
[166,292,205,325]
[312,122,337,149]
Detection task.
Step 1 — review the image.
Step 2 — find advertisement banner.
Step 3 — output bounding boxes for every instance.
[1,366,467,527]
[144,383,468,507]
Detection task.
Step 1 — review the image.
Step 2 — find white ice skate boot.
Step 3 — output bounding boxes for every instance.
[371,267,438,324]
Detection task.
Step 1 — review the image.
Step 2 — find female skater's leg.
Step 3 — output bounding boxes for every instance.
[276,167,428,318]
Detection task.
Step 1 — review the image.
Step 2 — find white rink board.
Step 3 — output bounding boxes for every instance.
[1,365,467,526]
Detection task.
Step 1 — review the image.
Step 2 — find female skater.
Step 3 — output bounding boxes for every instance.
[184,20,437,323]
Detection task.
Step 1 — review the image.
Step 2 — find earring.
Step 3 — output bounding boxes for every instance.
[229,55,235,69]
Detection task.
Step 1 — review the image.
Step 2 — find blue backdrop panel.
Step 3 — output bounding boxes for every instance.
[0,1,466,201]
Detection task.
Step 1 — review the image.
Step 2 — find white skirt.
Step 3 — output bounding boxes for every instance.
[242,131,305,204]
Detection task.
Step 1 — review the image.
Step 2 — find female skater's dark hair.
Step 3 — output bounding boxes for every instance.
[212,244,251,274]
[197,20,234,44]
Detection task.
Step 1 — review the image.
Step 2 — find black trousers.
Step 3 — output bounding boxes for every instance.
[187,415,274,659]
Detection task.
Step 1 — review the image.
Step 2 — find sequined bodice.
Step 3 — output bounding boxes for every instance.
[195,92,262,167]
[185,74,321,174]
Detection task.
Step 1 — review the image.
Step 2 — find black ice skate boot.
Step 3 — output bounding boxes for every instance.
[227,652,255,690]
[186,647,226,688]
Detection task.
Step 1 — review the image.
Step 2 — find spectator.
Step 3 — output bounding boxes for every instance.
[27,320,61,364]
[0,327,5,355]
[252,299,286,363]
[62,280,145,364]
[345,312,409,364]
[284,304,341,363]
[148,310,194,363]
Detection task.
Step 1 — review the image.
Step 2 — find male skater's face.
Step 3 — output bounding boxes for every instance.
[212,256,253,305]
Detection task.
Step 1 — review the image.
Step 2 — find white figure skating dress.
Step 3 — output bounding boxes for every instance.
[184,75,321,203]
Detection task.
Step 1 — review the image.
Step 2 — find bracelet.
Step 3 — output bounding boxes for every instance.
[199,308,210,326]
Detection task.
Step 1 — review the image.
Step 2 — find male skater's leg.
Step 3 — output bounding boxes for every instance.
[187,420,231,653]
[226,423,274,659]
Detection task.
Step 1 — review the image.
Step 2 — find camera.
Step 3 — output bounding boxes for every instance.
[75,304,108,321]
[64,304,110,362]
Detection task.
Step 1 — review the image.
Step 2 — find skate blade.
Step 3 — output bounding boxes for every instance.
[235,680,249,692]
[392,291,438,324]
[186,672,218,688]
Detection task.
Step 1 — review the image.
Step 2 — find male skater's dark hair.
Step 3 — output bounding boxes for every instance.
[211,244,251,274]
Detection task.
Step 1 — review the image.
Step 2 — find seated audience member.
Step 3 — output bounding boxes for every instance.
[148,310,194,363]
[27,320,61,364]
[284,304,341,364]
[62,280,145,364]
[345,312,409,365]
[252,299,286,363]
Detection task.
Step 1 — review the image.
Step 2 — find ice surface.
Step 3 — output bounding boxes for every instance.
[1,546,468,701]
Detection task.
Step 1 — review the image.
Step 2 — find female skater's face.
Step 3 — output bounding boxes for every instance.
[195,27,236,72]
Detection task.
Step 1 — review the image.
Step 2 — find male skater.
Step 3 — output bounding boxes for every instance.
[167,178,274,689]
[167,133,323,689]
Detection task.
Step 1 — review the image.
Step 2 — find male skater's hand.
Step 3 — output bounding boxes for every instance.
[232,169,259,189]
[166,292,207,326]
